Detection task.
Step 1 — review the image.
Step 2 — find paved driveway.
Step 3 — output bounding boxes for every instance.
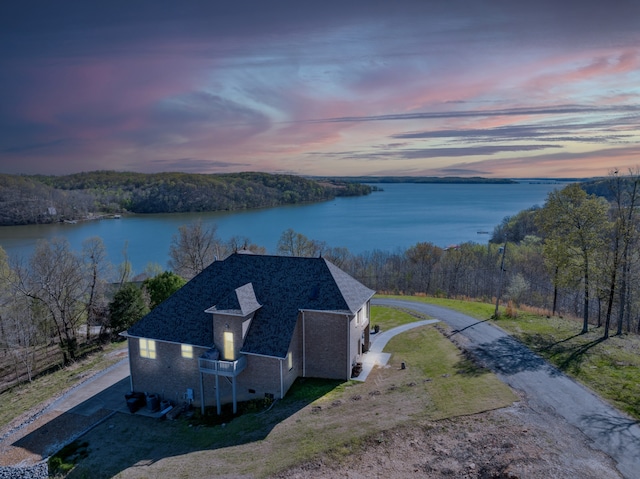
[0,359,131,465]
[373,299,640,479]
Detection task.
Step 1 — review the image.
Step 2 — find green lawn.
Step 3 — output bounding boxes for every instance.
[0,342,127,429]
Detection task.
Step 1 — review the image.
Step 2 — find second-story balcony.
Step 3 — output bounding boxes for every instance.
[199,352,247,377]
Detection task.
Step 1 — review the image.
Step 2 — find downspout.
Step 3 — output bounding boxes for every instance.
[302,311,306,377]
[280,358,284,399]
[128,340,134,392]
[346,313,350,380]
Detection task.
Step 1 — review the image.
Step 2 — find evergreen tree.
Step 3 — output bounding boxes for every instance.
[108,284,149,337]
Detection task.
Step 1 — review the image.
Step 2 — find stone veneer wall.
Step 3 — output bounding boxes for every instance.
[0,461,48,479]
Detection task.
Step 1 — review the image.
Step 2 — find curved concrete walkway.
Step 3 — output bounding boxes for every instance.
[373,298,640,479]
[352,318,439,382]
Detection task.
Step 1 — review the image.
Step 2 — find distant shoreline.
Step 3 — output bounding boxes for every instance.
[316,176,580,185]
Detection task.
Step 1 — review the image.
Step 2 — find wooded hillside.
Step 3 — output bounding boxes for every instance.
[0,171,371,225]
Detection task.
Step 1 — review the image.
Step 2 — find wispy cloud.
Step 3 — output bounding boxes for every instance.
[303,104,640,124]
[1,1,639,177]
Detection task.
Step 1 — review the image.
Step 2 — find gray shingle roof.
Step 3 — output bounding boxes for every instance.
[127,253,375,358]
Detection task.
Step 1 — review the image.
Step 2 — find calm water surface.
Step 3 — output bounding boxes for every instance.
[0,182,561,274]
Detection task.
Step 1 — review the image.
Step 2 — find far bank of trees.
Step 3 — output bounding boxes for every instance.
[0,171,372,225]
[2,171,640,393]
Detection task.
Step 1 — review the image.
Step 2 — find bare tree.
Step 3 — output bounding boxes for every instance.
[81,237,111,341]
[405,242,443,294]
[321,246,351,268]
[608,170,640,336]
[226,235,266,255]
[117,241,132,286]
[1,292,41,383]
[276,228,324,257]
[16,238,88,363]
[169,220,224,279]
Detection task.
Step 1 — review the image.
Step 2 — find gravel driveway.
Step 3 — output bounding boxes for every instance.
[373,299,640,479]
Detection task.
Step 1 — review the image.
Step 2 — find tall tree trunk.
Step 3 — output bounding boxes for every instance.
[552,266,559,316]
[617,256,628,335]
[582,256,590,334]
[603,261,617,339]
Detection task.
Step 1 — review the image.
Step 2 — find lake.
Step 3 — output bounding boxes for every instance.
[0,182,561,275]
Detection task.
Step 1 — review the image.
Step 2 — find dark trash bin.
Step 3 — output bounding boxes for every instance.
[125,392,146,413]
[147,394,160,412]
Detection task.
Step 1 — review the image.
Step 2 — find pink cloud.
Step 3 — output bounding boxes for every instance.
[520,48,640,99]
[16,45,207,139]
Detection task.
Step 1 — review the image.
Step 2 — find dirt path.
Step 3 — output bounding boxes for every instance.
[276,397,622,479]
[373,299,640,479]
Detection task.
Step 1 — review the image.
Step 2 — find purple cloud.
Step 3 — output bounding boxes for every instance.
[1,1,640,177]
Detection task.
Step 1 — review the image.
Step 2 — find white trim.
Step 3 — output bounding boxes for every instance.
[241,350,286,360]
[279,358,284,399]
[299,308,352,315]
[204,307,256,317]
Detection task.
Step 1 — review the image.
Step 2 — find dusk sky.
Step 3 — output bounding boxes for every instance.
[1,1,639,178]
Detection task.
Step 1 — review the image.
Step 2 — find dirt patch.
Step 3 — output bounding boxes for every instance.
[274,398,622,479]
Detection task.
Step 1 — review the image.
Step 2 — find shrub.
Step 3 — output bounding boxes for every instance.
[505,300,518,318]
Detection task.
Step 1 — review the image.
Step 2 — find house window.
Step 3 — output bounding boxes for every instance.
[287,351,293,371]
[223,331,234,360]
[139,338,156,359]
[181,344,193,359]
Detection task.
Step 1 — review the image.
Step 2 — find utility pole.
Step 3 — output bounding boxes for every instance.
[494,242,507,317]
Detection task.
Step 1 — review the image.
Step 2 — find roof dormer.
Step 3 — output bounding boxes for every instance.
[205,283,261,360]
[205,282,261,317]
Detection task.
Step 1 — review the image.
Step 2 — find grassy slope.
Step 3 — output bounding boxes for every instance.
[0,342,126,430]
[381,295,640,420]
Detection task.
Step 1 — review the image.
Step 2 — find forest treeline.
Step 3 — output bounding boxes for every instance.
[318,176,520,184]
[2,171,640,394]
[0,171,372,225]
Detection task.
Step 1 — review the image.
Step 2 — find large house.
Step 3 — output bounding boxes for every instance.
[124,252,375,414]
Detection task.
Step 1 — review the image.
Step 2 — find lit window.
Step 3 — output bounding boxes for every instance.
[139,338,156,359]
[287,351,293,371]
[223,331,234,360]
[181,344,193,359]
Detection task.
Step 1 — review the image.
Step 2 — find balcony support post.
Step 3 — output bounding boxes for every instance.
[200,372,205,415]
[215,373,221,415]
[232,376,237,414]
